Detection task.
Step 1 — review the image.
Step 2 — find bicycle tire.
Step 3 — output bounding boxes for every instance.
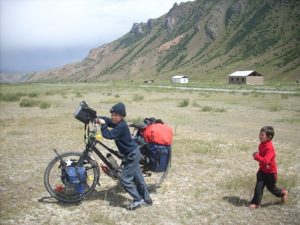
[44,151,100,203]
[143,149,172,191]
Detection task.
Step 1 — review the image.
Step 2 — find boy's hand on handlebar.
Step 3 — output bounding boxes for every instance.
[96,118,106,125]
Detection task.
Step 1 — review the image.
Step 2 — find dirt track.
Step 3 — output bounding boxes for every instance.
[140,84,300,94]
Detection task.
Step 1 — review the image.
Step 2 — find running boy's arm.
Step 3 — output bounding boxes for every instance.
[254,147,275,164]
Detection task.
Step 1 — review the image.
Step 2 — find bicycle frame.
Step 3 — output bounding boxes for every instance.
[77,125,124,177]
[89,139,122,171]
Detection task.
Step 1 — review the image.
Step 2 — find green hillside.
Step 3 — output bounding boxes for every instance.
[28,0,300,82]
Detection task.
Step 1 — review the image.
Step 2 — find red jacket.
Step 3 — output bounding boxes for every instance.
[254,140,277,173]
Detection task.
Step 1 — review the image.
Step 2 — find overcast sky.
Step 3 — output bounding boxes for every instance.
[0,0,192,73]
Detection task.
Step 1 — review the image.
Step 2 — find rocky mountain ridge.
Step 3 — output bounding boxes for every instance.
[27,0,300,82]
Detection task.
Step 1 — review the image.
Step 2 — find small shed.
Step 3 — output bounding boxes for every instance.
[228,71,263,85]
[171,75,188,84]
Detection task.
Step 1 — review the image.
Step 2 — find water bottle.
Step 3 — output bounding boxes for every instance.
[106,153,119,169]
[95,124,102,141]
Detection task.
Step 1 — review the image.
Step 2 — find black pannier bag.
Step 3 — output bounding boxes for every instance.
[74,101,97,124]
[144,144,171,172]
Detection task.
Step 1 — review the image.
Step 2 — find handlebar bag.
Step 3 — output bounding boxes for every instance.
[74,101,97,124]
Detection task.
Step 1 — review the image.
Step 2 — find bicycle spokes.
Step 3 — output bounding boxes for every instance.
[44,152,100,203]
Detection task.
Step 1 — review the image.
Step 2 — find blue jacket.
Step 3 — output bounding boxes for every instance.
[99,117,138,155]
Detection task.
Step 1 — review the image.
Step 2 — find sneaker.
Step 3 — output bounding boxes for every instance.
[127,199,146,210]
[249,204,260,209]
[144,198,153,205]
[281,189,288,204]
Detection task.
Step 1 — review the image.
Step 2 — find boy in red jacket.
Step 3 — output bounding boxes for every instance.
[249,126,288,209]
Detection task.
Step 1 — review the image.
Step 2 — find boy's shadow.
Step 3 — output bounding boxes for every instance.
[222,196,250,207]
[223,196,281,208]
[88,183,157,208]
[88,184,128,208]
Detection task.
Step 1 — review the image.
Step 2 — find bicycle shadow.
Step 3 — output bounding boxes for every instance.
[38,196,81,207]
[39,182,156,209]
[38,184,128,208]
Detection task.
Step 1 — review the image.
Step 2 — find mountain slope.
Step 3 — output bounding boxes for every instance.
[28,0,300,82]
[0,72,30,83]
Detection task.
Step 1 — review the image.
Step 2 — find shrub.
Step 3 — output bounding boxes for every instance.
[19,99,38,107]
[114,94,120,98]
[192,102,201,107]
[75,92,82,97]
[132,94,144,101]
[269,105,281,112]
[251,92,260,98]
[61,92,67,99]
[45,90,56,96]
[251,92,265,98]
[201,106,213,112]
[28,92,38,97]
[0,93,25,102]
[39,101,51,109]
[178,99,189,107]
[215,107,227,112]
[200,105,227,112]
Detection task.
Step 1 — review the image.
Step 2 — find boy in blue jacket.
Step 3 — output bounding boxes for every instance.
[97,103,152,210]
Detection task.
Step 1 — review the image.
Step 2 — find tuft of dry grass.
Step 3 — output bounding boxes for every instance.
[177,98,189,107]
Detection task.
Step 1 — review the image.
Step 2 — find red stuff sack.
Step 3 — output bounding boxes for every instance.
[142,123,173,145]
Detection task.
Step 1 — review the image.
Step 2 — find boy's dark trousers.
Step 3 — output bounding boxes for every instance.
[251,170,283,205]
[120,148,151,202]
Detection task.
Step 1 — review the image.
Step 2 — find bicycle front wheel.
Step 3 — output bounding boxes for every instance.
[44,151,100,203]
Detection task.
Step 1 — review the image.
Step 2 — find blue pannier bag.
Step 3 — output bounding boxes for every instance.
[65,166,87,194]
[146,144,170,172]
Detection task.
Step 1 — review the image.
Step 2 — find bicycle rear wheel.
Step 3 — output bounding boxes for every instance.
[141,150,171,191]
[44,152,100,203]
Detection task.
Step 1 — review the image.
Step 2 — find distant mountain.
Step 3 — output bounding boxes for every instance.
[0,72,31,83]
[28,0,300,82]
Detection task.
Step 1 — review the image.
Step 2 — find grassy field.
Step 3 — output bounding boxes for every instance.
[0,83,299,225]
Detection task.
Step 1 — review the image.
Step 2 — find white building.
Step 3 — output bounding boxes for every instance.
[171,75,189,84]
[228,71,264,85]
